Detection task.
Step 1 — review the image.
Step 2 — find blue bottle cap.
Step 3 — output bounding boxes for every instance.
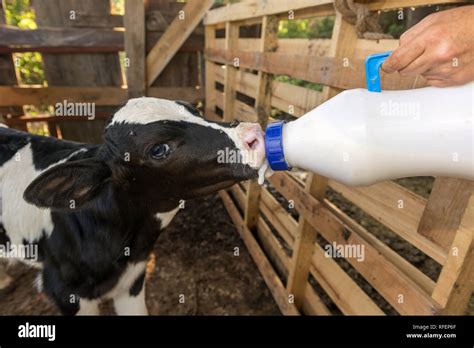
[265,121,290,171]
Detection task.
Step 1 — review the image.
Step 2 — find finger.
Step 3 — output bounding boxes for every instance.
[381,40,425,73]
[422,62,455,79]
[425,78,450,87]
[400,20,429,44]
[398,53,433,77]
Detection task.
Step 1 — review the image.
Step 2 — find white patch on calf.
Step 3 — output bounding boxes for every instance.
[155,206,180,230]
[103,261,147,315]
[0,143,55,247]
[0,143,89,263]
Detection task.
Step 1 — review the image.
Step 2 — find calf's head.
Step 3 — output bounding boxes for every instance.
[24,98,265,210]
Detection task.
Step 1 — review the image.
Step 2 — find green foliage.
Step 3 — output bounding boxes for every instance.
[110,0,124,15]
[274,75,322,92]
[4,0,45,85]
[278,17,335,39]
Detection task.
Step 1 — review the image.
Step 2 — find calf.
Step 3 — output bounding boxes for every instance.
[0,97,265,315]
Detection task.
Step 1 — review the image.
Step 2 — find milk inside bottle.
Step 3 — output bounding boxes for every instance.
[264,82,474,186]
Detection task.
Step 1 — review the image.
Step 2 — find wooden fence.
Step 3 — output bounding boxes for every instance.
[204,0,473,315]
[0,0,209,143]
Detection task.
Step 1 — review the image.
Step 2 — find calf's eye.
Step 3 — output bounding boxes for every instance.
[149,143,171,160]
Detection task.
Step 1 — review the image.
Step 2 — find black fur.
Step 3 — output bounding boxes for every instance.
[1,113,257,315]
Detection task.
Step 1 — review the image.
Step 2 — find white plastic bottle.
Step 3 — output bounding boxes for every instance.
[264,82,474,186]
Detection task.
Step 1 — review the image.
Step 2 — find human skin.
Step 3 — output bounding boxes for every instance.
[381,5,474,87]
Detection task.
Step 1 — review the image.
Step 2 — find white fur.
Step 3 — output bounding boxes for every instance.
[0,262,12,290]
[155,206,180,229]
[114,286,148,315]
[77,298,100,315]
[103,261,148,315]
[0,144,88,263]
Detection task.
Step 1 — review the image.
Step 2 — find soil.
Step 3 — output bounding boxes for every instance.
[0,194,280,315]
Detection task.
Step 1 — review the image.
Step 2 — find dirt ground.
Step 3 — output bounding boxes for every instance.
[0,194,280,315]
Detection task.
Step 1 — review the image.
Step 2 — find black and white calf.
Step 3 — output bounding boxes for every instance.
[0,97,265,315]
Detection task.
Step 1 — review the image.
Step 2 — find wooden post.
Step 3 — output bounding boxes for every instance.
[146,0,213,86]
[222,21,239,121]
[431,194,474,314]
[124,0,146,99]
[418,178,474,251]
[204,25,217,118]
[244,15,279,230]
[286,13,358,309]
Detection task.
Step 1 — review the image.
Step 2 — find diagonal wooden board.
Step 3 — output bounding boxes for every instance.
[146,0,213,87]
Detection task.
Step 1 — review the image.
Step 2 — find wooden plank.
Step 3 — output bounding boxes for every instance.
[260,187,297,245]
[204,0,464,25]
[286,177,323,308]
[271,80,324,116]
[0,2,23,125]
[205,48,428,90]
[418,178,474,251]
[323,198,436,296]
[33,0,123,144]
[124,0,146,98]
[0,26,123,53]
[205,25,217,116]
[269,172,440,315]
[219,190,300,315]
[234,100,257,122]
[69,12,123,28]
[146,0,213,86]
[364,0,465,11]
[204,0,333,25]
[328,179,447,264]
[223,21,239,121]
[228,37,396,60]
[302,285,331,315]
[310,244,385,315]
[215,66,258,99]
[0,86,203,106]
[256,217,291,279]
[431,195,474,314]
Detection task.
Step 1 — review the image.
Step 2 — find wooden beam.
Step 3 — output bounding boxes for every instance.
[418,178,474,252]
[146,0,213,86]
[222,21,239,121]
[69,13,123,28]
[204,0,465,25]
[205,48,427,90]
[124,0,146,98]
[0,86,203,106]
[204,0,333,25]
[0,26,202,54]
[204,25,217,117]
[0,25,123,53]
[431,194,474,314]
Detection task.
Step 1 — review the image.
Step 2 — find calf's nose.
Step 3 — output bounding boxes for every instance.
[236,122,266,168]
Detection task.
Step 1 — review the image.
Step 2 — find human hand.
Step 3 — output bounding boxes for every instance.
[381,6,474,87]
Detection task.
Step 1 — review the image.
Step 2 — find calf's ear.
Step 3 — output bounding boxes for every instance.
[24,159,111,210]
